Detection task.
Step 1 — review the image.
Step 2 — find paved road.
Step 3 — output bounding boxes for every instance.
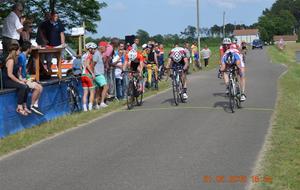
[0,49,285,190]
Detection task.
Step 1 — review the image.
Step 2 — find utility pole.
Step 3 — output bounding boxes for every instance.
[196,0,202,68]
[223,11,226,38]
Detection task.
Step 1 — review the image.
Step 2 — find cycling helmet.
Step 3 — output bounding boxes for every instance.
[85,42,97,49]
[222,38,232,45]
[142,44,148,50]
[171,48,184,63]
[128,50,137,61]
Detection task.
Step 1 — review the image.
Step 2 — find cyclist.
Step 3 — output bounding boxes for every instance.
[166,47,189,100]
[146,44,159,88]
[124,49,145,91]
[218,38,232,78]
[220,50,247,102]
[81,42,97,111]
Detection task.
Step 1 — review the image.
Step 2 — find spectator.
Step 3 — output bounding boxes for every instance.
[72,50,82,76]
[132,38,139,51]
[118,42,129,98]
[103,40,114,98]
[36,12,51,47]
[2,3,24,61]
[19,19,33,47]
[2,43,29,116]
[158,44,165,67]
[94,42,109,109]
[81,42,97,111]
[113,49,124,100]
[42,11,65,47]
[191,42,200,70]
[18,41,44,115]
[200,44,212,67]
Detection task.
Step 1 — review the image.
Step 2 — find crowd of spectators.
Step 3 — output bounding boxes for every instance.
[0,3,212,116]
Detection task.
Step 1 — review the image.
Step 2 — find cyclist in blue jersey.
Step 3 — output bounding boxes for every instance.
[220,50,247,101]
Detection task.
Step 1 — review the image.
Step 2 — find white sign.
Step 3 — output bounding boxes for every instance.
[71,27,85,36]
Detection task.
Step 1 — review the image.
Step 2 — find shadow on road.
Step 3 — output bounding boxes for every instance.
[161,98,176,106]
[213,101,233,113]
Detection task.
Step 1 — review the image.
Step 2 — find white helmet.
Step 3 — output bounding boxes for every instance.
[142,44,148,50]
[171,48,184,63]
[85,42,97,49]
[128,50,137,61]
[222,38,232,45]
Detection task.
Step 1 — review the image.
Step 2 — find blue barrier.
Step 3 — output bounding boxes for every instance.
[0,79,82,138]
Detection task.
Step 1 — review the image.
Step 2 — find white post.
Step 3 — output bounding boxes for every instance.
[197,0,202,68]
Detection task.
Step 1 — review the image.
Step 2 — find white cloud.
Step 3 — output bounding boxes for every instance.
[110,2,127,11]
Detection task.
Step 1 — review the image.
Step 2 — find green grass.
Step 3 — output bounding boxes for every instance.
[252,44,300,190]
[0,46,219,158]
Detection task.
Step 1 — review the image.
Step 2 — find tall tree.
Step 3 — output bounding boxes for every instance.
[136,29,150,44]
[0,0,107,33]
[180,25,197,39]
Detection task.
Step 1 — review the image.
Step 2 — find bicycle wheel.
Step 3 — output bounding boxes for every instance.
[228,82,235,113]
[172,72,179,106]
[68,88,77,112]
[153,73,159,90]
[126,80,135,110]
[136,79,143,106]
[178,74,186,103]
[235,82,242,108]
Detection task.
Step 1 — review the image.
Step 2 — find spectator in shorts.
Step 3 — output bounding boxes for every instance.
[81,42,97,111]
[201,44,212,67]
[2,43,29,116]
[94,42,109,109]
[191,42,200,70]
[18,41,44,115]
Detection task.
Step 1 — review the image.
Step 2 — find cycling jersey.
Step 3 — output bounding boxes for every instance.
[169,47,187,64]
[221,50,245,68]
[125,52,144,71]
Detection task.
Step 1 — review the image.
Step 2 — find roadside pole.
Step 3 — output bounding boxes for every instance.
[196,0,202,68]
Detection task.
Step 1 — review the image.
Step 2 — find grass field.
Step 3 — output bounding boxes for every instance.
[252,44,300,190]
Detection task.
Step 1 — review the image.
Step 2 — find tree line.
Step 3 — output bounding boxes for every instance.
[257,0,300,42]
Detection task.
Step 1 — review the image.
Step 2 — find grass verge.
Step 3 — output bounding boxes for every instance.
[0,81,170,157]
[252,44,300,190]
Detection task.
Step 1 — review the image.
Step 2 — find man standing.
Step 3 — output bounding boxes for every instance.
[94,42,109,109]
[2,3,24,60]
[201,45,212,67]
[132,38,139,51]
[42,11,65,47]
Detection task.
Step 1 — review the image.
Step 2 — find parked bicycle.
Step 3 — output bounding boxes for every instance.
[64,75,82,113]
[126,71,143,110]
[227,66,242,113]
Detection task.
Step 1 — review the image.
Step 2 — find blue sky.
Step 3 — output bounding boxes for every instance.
[90,0,275,38]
